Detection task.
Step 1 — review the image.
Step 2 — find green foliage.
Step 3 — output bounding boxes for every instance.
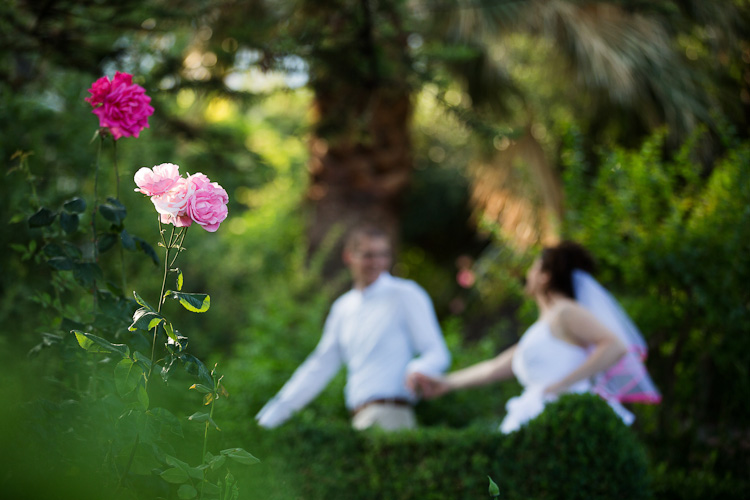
[561,126,750,429]
[562,127,750,496]
[233,394,649,499]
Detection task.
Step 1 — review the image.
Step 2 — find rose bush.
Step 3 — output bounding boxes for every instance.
[85,71,154,140]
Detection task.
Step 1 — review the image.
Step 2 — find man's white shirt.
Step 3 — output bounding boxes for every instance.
[256,273,451,428]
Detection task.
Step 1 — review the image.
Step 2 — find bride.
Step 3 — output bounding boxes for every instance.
[407,241,660,433]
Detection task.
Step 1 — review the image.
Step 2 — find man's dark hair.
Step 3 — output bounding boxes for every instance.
[344,225,390,252]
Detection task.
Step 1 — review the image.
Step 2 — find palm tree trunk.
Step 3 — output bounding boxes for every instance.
[302,0,413,270]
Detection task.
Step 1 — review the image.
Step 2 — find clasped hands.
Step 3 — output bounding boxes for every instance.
[406,372,566,400]
[405,372,451,399]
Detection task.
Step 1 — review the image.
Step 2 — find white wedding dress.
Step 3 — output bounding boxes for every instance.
[499,320,634,434]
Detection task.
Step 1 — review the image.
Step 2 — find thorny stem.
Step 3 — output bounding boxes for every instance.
[91,134,104,318]
[112,139,127,294]
[147,221,175,385]
[199,389,217,500]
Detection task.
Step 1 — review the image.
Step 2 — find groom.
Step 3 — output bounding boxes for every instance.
[256,226,451,431]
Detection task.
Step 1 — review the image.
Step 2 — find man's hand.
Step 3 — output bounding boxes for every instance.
[406,372,451,399]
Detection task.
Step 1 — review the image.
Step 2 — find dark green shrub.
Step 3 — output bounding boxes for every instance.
[237,394,650,499]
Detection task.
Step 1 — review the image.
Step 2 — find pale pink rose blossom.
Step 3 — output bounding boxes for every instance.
[134,163,181,196]
[134,165,229,231]
[85,71,154,140]
[151,177,196,227]
[186,173,229,232]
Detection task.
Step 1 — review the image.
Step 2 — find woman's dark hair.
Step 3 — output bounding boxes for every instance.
[540,241,596,299]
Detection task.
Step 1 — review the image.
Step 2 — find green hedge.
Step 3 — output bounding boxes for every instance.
[238,394,650,499]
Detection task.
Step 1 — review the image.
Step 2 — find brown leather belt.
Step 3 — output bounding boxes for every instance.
[351,398,412,417]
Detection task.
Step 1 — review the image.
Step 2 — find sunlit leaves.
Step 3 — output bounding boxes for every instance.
[133,291,156,311]
[488,475,500,498]
[129,308,166,332]
[165,291,210,313]
[73,330,130,357]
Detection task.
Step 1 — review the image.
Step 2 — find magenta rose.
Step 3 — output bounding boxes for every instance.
[152,177,196,227]
[85,71,154,140]
[185,173,229,232]
[134,163,181,196]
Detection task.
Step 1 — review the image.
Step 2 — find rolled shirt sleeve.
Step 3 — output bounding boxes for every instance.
[402,283,451,377]
[255,312,343,428]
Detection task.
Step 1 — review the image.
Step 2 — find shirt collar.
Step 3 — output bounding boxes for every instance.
[358,272,392,297]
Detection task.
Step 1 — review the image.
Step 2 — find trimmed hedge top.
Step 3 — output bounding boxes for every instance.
[244,393,650,499]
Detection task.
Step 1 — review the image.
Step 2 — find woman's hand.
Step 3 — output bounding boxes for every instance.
[406,372,451,399]
[542,381,565,398]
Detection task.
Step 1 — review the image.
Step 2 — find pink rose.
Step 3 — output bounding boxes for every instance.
[134,163,181,196]
[85,71,154,140]
[185,173,229,232]
[152,177,196,227]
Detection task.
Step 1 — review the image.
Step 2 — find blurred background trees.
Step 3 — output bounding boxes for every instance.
[2,0,749,498]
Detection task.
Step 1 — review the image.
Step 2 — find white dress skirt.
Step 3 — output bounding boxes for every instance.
[500,320,634,434]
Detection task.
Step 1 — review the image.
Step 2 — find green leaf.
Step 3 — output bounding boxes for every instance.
[129,308,165,332]
[188,412,210,423]
[177,484,197,499]
[116,441,160,476]
[60,212,79,234]
[176,269,184,291]
[114,358,143,396]
[9,213,26,224]
[200,481,221,496]
[488,476,500,497]
[166,454,191,471]
[180,354,214,387]
[28,207,57,228]
[166,291,210,313]
[165,454,203,479]
[189,384,213,394]
[148,407,184,438]
[63,197,87,214]
[189,412,220,430]
[133,350,153,371]
[99,199,127,225]
[135,384,149,410]
[221,471,239,500]
[187,466,204,481]
[98,233,117,253]
[62,241,82,259]
[121,229,136,250]
[207,454,227,471]
[160,467,189,484]
[72,262,103,287]
[164,322,178,342]
[220,448,260,466]
[134,236,159,265]
[133,291,156,312]
[47,256,74,271]
[43,243,66,258]
[73,330,130,357]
